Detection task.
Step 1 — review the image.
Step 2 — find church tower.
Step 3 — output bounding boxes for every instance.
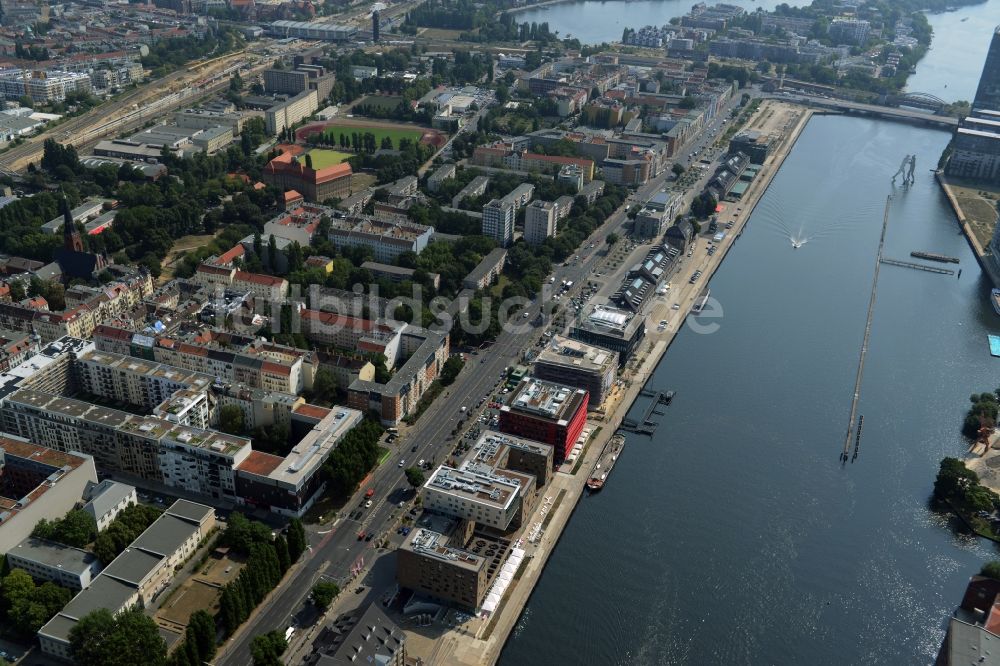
[61,196,83,253]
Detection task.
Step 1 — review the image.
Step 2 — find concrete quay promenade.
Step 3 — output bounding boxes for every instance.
[404,100,816,666]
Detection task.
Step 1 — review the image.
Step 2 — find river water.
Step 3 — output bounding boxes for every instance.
[499,116,1000,664]
[511,0,786,45]
[905,0,1000,104]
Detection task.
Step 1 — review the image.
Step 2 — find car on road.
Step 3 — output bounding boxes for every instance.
[411,445,418,452]
[672,303,681,310]
[364,500,372,508]
[398,460,405,467]
[418,459,425,467]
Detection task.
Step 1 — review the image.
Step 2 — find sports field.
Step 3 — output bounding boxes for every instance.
[307,148,352,169]
[321,123,424,147]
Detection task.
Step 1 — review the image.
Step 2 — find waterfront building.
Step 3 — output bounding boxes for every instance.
[38,500,216,660]
[974,27,1000,111]
[533,336,618,406]
[634,207,670,238]
[729,130,774,164]
[423,463,535,531]
[6,538,102,591]
[524,200,558,246]
[396,512,512,611]
[482,198,516,247]
[498,377,589,461]
[936,575,1000,665]
[570,304,646,365]
[0,438,97,556]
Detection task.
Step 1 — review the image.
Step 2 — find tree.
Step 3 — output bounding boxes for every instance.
[70,606,167,666]
[311,368,338,404]
[310,581,340,610]
[606,233,619,246]
[222,513,273,555]
[219,405,246,435]
[250,631,287,666]
[286,518,306,563]
[32,508,96,548]
[672,163,685,176]
[934,457,979,501]
[983,561,1000,580]
[274,535,291,574]
[440,356,464,386]
[186,609,217,663]
[304,153,313,169]
[405,467,425,488]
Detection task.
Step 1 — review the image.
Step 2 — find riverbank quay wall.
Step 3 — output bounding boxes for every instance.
[435,102,816,666]
[937,172,1000,288]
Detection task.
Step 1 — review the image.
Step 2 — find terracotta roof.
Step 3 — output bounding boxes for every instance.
[214,244,246,266]
[236,450,284,476]
[234,271,287,287]
[283,190,303,202]
[197,264,235,276]
[292,403,331,420]
[260,361,291,376]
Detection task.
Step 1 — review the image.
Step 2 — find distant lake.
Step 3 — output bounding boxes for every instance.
[510,0,788,45]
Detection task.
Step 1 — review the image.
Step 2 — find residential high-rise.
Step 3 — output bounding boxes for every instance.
[524,200,557,246]
[482,199,515,247]
[973,26,1000,111]
[372,10,380,42]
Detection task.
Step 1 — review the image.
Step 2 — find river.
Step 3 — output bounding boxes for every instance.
[905,0,1000,103]
[498,115,1000,665]
[510,0,787,45]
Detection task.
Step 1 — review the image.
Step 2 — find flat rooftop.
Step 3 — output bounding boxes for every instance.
[501,376,587,424]
[7,537,99,574]
[238,407,362,489]
[473,430,553,464]
[425,464,522,511]
[401,527,485,572]
[535,336,617,374]
[575,304,645,338]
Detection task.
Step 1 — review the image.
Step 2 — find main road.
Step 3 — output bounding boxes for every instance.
[217,87,746,666]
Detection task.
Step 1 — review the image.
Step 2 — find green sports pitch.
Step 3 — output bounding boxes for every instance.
[320,124,425,147]
[306,149,353,169]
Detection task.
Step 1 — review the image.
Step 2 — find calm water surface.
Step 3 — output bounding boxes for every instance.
[499,117,1000,665]
[905,0,1000,103]
[511,0,786,45]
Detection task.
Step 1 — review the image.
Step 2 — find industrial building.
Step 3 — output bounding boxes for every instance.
[268,20,358,41]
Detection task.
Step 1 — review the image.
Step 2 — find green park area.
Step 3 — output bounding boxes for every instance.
[306,148,353,169]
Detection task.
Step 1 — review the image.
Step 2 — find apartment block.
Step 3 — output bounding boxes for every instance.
[0,437,97,556]
[462,248,507,290]
[327,216,433,263]
[38,500,216,660]
[524,200,557,246]
[346,325,449,426]
[81,479,137,532]
[6,538,102,591]
[481,198,515,247]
